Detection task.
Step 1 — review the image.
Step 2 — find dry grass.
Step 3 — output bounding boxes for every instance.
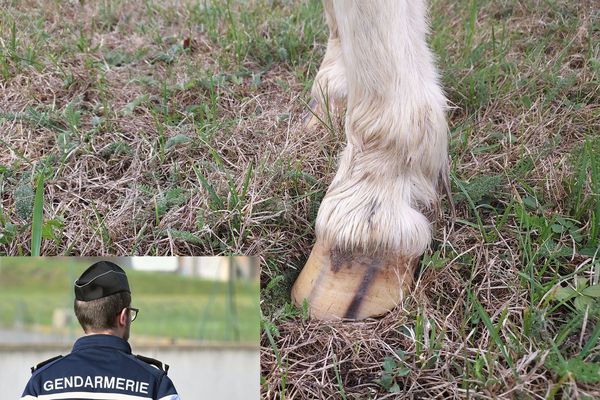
[1,0,599,398]
[0,0,326,255]
[261,1,599,399]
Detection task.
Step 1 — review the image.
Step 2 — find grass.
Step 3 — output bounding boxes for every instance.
[30,174,44,256]
[0,0,599,398]
[0,0,326,255]
[0,258,260,344]
[259,0,599,398]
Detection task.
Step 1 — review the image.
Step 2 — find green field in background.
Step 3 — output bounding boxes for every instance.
[0,258,259,344]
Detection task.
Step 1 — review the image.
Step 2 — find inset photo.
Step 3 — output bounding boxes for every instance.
[0,257,260,400]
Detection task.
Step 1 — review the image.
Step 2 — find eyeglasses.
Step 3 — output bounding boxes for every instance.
[124,307,139,322]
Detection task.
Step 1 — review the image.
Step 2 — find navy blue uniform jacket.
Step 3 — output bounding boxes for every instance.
[21,334,180,400]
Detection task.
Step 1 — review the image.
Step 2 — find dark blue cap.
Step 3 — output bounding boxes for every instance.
[74,261,130,301]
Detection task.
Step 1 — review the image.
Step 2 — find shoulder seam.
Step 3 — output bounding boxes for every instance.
[31,355,63,374]
[135,354,169,374]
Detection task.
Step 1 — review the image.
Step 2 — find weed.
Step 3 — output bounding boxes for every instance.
[374,350,410,394]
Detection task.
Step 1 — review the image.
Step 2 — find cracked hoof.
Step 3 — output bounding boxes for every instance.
[291,240,417,320]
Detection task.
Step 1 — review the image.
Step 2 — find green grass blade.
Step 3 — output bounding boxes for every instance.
[192,164,225,210]
[589,140,600,246]
[31,174,44,256]
[332,353,347,400]
[9,18,17,58]
[580,320,600,358]
[241,162,253,200]
[465,0,478,52]
[91,204,111,248]
[469,290,518,378]
[263,320,286,399]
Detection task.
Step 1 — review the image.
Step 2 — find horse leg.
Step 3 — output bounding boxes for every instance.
[292,0,448,320]
[305,0,347,128]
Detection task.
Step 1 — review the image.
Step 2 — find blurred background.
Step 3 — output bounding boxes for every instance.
[0,257,260,399]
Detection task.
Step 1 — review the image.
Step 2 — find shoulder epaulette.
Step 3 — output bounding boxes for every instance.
[135,354,169,374]
[31,355,63,374]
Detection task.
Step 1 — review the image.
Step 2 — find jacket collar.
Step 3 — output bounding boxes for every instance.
[72,334,132,354]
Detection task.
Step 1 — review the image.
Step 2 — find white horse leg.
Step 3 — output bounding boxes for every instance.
[305,0,347,128]
[292,0,448,320]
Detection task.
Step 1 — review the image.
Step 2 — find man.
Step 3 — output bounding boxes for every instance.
[21,261,180,400]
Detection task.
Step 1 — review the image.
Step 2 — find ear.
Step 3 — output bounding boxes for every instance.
[118,308,128,327]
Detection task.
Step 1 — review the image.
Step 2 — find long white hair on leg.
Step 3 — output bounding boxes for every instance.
[315,0,448,258]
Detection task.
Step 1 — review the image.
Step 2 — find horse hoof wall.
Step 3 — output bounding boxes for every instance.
[291,241,416,321]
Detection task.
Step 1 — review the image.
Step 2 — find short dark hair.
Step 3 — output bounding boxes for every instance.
[74,291,131,332]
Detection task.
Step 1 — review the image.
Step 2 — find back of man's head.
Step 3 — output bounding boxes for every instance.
[74,291,131,333]
[73,261,132,334]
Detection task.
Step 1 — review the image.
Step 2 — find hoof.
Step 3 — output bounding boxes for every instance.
[291,241,417,320]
